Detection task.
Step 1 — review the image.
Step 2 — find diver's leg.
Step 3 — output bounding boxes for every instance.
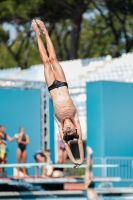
[31,20,55,87]
[36,20,67,82]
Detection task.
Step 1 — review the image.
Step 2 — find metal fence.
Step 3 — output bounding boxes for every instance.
[93,157,104,177]
[93,157,133,181]
[104,157,133,181]
[35,157,133,181]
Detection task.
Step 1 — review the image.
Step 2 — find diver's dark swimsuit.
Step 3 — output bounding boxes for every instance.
[48,80,68,92]
[18,134,26,152]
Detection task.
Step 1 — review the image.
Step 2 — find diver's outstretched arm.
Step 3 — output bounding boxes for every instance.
[74,110,84,164]
[54,116,82,168]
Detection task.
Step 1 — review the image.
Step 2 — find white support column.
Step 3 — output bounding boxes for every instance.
[40,85,49,150]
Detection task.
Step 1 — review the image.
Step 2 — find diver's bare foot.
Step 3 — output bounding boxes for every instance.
[35,19,48,35]
[31,19,40,36]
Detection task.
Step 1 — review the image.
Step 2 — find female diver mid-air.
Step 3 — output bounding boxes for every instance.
[31,19,84,168]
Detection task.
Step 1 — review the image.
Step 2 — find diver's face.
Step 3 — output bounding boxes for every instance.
[63,125,76,135]
[63,118,77,134]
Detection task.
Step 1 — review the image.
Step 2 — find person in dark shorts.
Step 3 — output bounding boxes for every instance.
[14,127,29,178]
[31,19,84,168]
[34,149,53,177]
[85,146,98,200]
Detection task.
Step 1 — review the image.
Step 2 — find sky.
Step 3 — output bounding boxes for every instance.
[3,22,16,43]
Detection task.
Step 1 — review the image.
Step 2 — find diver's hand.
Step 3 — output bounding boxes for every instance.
[73,160,83,168]
[73,164,80,168]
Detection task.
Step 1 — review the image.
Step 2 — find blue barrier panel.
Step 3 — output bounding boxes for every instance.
[86,81,133,157]
[0,88,41,176]
[86,81,104,156]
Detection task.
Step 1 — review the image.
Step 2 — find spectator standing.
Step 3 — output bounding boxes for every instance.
[14,126,29,178]
[0,125,15,168]
[0,125,15,145]
[0,136,6,173]
[57,133,67,165]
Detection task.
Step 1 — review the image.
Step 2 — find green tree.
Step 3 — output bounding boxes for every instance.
[0,0,92,69]
[79,15,113,58]
[92,0,133,57]
[1,0,133,69]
